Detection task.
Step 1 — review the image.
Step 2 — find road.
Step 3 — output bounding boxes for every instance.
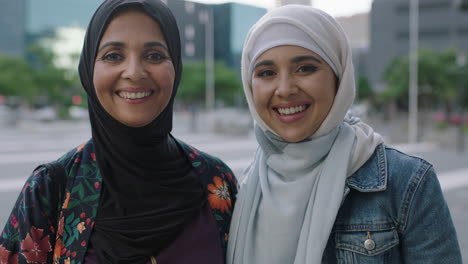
[1,115,467,261]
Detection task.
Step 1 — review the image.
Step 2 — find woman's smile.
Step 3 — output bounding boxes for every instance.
[273,103,311,123]
[116,89,155,104]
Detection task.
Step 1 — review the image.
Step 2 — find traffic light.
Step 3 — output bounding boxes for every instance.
[461,0,468,10]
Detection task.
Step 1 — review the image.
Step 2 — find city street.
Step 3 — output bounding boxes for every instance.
[1,115,467,261]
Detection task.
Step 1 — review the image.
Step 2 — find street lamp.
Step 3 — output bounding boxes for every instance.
[408,0,419,144]
[460,0,468,9]
[199,8,215,131]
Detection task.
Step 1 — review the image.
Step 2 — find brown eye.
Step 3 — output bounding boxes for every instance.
[102,52,123,62]
[297,65,318,73]
[256,70,276,77]
[145,52,167,63]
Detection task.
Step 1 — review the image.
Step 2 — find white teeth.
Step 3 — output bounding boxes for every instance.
[277,105,306,115]
[118,91,152,99]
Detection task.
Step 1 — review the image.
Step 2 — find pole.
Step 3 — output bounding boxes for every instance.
[408,0,419,144]
[457,54,466,152]
[204,8,215,131]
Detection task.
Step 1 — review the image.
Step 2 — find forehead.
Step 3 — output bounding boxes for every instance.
[100,9,165,42]
[255,45,323,63]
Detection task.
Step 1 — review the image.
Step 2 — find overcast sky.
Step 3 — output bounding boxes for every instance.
[192,0,373,17]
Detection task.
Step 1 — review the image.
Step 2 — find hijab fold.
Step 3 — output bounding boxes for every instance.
[227,6,383,264]
[78,1,205,263]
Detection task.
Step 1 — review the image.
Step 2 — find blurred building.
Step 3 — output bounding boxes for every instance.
[276,0,312,7]
[368,0,468,91]
[21,0,265,73]
[336,13,370,84]
[213,3,267,70]
[26,0,102,34]
[164,0,209,62]
[0,0,26,57]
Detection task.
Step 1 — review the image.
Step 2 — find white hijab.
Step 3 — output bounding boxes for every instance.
[227,6,383,264]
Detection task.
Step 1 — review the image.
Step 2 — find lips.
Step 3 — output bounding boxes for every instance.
[272,103,310,123]
[117,90,153,100]
[274,104,309,116]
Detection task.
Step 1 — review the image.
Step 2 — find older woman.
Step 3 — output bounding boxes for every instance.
[0,1,237,263]
[227,5,461,264]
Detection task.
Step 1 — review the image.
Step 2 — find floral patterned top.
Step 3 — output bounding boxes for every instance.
[0,139,238,264]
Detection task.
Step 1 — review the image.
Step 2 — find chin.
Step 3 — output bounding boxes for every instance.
[119,118,153,128]
[278,133,309,143]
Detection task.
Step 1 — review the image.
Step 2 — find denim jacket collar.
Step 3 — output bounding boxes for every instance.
[346,143,387,192]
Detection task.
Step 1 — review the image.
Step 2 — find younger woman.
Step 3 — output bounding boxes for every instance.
[227,5,461,264]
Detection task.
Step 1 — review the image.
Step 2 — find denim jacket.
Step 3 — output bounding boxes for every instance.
[322,144,462,263]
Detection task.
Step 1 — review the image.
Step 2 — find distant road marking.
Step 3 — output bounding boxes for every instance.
[0,151,63,165]
[0,179,26,192]
[1,163,466,193]
[439,168,468,191]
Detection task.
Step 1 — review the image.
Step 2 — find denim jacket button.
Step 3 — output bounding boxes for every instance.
[364,238,376,250]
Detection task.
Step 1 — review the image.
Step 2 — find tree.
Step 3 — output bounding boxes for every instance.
[382,48,465,113]
[0,55,38,102]
[177,61,242,107]
[356,75,373,102]
[0,43,84,119]
[27,44,80,108]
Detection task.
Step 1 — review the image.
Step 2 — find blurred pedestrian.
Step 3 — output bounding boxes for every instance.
[0,1,237,263]
[227,5,461,264]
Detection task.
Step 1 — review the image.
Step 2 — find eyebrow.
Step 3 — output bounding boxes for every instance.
[97,41,169,53]
[253,55,323,70]
[144,41,169,52]
[290,55,322,64]
[253,60,274,70]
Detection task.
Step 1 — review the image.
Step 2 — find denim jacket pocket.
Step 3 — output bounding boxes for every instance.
[334,227,400,263]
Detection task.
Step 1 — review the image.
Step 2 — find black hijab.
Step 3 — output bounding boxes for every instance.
[78,0,206,263]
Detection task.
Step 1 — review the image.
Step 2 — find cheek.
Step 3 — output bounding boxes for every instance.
[92,64,111,95]
[251,81,269,108]
[160,67,175,95]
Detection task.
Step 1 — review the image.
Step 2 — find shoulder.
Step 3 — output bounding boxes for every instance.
[383,145,436,200]
[176,139,238,192]
[350,144,434,192]
[55,139,95,170]
[384,146,433,177]
[26,140,92,186]
[177,139,229,168]
[177,139,235,175]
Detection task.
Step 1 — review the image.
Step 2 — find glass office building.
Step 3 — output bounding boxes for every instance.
[0,0,26,57]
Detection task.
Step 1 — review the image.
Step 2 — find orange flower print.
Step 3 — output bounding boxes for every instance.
[76,222,86,234]
[76,142,86,152]
[53,238,64,261]
[65,257,71,264]
[62,192,71,209]
[0,244,18,264]
[20,227,52,264]
[207,176,231,213]
[90,153,96,161]
[57,214,65,237]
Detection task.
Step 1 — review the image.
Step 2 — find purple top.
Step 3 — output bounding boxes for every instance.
[83,205,224,264]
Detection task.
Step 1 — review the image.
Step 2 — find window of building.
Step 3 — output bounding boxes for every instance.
[185,24,195,40]
[185,42,195,57]
[199,10,209,24]
[185,2,195,14]
[395,1,450,13]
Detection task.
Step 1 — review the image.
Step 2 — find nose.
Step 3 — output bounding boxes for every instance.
[274,73,298,98]
[121,56,148,81]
